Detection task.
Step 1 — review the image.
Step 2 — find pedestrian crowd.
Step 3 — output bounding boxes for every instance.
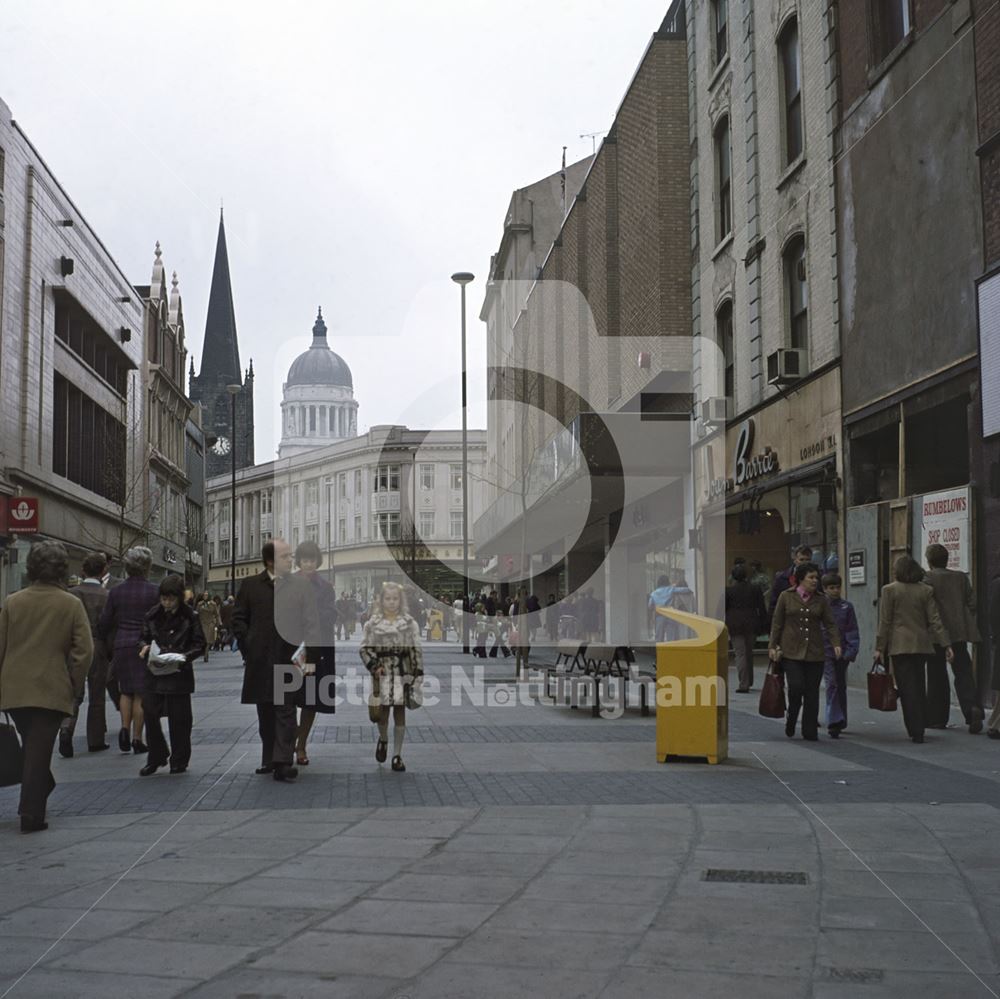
[720,542,994,746]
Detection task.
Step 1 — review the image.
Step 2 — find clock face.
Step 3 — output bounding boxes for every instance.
[212,436,231,456]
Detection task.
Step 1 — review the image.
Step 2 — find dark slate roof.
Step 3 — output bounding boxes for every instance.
[198,212,241,382]
[286,308,353,388]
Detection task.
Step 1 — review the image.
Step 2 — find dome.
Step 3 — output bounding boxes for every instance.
[286,309,353,388]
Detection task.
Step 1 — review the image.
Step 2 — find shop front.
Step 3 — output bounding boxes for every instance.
[693,368,844,614]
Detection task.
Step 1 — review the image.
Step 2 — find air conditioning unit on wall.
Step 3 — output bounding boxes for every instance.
[767,348,808,385]
[701,397,729,427]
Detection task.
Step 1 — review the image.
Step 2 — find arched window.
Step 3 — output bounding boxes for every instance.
[778,18,803,165]
[784,236,808,349]
[714,117,732,242]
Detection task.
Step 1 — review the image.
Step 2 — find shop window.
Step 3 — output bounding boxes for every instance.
[778,18,803,166]
[850,423,899,504]
[715,117,732,243]
[904,397,969,496]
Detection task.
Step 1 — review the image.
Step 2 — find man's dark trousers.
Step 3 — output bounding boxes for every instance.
[256,703,296,768]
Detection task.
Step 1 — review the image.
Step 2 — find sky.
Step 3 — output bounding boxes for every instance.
[0,0,672,463]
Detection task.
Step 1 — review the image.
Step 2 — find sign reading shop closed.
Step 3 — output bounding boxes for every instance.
[919,486,970,573]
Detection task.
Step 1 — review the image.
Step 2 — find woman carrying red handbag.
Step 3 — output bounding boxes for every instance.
[768,562,842,741]
[874,555,952,744]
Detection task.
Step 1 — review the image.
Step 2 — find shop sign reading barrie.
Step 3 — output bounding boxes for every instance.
[708,420,780,500]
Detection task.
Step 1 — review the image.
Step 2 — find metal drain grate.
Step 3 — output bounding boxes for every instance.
[702,869,810,885]
[826,968,885,984]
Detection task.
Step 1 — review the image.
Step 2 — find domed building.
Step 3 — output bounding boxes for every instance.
[278,308,358,458]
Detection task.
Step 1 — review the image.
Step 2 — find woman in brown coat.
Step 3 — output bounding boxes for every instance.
[875,555,952,743]
[769,562,842,741]
[0,541,93,832]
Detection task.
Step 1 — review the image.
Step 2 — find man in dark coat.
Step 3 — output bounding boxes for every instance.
[769,545,813,617]
[724,565,767,692]
[59,551,112,756]
[924,543,983,732]
[232,539,320,782]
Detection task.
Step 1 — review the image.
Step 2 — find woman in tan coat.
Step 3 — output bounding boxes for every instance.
[875,554,952,743]
[196,593,220,662]
[0,541,93,832]
[769,562,842,741]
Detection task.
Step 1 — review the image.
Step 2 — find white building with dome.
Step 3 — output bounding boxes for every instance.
[279,308,358,458]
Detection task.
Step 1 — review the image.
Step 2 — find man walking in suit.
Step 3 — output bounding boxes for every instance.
[924,543,984,733]
[232,539,319,782]
[59,552,113,756]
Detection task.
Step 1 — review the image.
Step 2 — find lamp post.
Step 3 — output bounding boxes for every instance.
[451,272,474,653]
[226,383,241,597]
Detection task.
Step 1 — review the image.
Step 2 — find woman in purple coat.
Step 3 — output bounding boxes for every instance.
[97,546,159,753]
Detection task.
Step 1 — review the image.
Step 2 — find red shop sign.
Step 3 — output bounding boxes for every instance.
[0,495,7,536]
[7,497,40,534]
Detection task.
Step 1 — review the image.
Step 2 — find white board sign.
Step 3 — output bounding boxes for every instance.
[920,487,970,573]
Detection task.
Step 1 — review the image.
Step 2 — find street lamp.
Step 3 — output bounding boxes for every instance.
[227,383,241,598]
[451,271,474,653]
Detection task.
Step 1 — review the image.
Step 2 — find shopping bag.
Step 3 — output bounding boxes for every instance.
[405,675,423,710]
[758,666,786,718]
[0,714,23,787]
[867,662,898,712]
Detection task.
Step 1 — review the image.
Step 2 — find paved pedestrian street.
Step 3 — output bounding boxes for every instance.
[2,646,1000,998]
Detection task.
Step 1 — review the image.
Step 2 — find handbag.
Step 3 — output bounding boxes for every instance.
[867,662,898,712]
[368,674,383,723]
[0,713,24,787]
[405,675,423,710]
[758,665,786,718]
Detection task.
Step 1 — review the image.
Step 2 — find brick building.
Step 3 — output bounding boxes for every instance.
[688,0,844,615]
[836,0,985,655]
[476,2,693,645]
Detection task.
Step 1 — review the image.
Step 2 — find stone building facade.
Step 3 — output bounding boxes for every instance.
[205,426,487,601]
[0,97,146,598]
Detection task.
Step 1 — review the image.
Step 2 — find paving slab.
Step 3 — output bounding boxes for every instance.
[249,930,455,977]
[317,898,499,937]
[47,936,256,979]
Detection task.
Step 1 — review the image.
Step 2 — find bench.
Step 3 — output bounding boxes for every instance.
[540,643,655,717]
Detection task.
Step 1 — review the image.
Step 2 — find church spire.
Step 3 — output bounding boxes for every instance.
[311,306,328,345]
[199,209,241,382]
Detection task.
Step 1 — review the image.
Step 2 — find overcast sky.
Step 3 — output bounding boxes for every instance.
[1,1,670,462]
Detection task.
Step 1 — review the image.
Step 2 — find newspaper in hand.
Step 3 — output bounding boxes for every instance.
[147,640,187,676]
[292,642,313,675]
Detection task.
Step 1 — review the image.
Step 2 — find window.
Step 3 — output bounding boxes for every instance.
[779,19,803,166]
[419,511,435,538]
[292,527,300,546]
[337,518,346,544]
[354,514,362,541]
[374,512,400,541]
[716,301,735,401]
[305,524,318,543]
[872,0,910,63]
[715,117,732,243]
[713,0,728,65]
[420,464,435,490]
[305,479,319,506]
[52,374,127,504]
[450,464,463,491]
[450,510,464,540]
[354,469,362,495]
[219,539,230,563]
[339,472,347,498]
[784,236,808,349]
[53,296,130,396]
[375,464,400,492]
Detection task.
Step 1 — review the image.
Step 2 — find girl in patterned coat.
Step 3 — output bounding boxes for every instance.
[360,582,424,772]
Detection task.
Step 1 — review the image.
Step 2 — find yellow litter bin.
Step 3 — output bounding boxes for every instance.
[655,607,728,765]
[427,609,445,641]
